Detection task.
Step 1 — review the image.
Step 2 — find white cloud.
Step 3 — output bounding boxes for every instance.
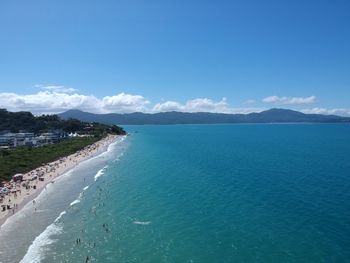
[6,86,345,117]
[263,95,316,105]
[152,101,183,112]
[186,98,231,112]
[245,99,256,104]
[0,90,150,114]
[0,91,101,114]
[102,92,150,113]
[226,107,265,114]
[153,98,233,113]
[36,84,78,94]
[301,107,350,117]
[0,89,266,115]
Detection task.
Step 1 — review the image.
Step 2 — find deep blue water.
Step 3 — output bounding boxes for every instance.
[3,124,350,263]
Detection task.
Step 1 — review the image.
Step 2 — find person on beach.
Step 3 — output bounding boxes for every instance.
[0,135,118,226]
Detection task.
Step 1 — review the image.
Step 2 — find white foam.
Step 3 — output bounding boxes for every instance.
[93,163,110,181]
[2,135,128,260]
[54,211,66,223]
[0,136,126,263]
[94,168,105,181]
[99,135,126,157]
[20,212,65,263]
[33,209,48,213]
[69,199,80,207]
[133,221,151,225]
[113,152,125,163]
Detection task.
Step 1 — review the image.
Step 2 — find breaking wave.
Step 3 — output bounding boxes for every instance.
[133,221,151,225]
[19,211,66,263]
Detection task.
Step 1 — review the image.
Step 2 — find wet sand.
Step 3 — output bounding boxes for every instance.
[0,135,118,227]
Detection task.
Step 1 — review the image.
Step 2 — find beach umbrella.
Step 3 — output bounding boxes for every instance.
[0,187,9,194]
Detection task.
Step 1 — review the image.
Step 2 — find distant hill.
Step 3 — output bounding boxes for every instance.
[58,109,350,125]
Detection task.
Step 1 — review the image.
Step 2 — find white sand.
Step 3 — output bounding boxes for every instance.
[0,134,118,226]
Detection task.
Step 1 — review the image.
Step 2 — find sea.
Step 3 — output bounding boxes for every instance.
[0,124,350,263]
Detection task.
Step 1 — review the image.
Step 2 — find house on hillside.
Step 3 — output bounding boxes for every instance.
[0,133,16,147]
[14,132,35,146]
[0,129,69,148]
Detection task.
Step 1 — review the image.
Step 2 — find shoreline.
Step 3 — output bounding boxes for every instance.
[0,134,119,227]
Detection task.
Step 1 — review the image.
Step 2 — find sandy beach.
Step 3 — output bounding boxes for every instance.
[0,134,118,227]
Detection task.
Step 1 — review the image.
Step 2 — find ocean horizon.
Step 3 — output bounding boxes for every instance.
[1,124,350,263]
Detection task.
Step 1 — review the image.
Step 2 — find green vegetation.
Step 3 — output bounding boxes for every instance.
[0,109,126,181]
[0,109,126,135]
[0,137,100,181]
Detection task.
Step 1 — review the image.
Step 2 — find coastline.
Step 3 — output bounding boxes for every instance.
[0,134,119,227]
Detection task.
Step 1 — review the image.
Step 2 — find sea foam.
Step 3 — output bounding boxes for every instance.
[133,221,151,225]
[94,167,107,181]
[2,135,128,262]
[19,211,66,263]
[69,199,80,207]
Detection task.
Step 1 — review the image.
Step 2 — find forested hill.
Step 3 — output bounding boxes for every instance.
[0,109,126,135]
[58,108,350,125]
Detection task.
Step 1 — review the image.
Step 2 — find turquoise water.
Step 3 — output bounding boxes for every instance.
[2,124,350,262]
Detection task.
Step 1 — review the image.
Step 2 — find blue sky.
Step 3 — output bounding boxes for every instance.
[0,0,349,115]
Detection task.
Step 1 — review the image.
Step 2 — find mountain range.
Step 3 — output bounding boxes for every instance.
[58,109,350,125]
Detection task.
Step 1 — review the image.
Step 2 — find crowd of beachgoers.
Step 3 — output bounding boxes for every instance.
[0,134,118,226]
